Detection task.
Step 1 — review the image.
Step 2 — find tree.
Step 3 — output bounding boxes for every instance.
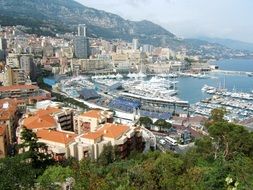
[37,166,74,190]
[154,119,172,131]
[194,136,214,159]
[208,122,253,160]
[0,155,37,189]
[98,144,118,166]
[18,127,53,169]
[139,116,153,128]
[210,108,227,123]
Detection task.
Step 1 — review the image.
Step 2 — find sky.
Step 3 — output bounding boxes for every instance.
[76,0,253,43]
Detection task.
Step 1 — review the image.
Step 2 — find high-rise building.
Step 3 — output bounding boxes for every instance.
[6,53,19,68]
[132,38,139,51]
[74,36,89,59]
[0,38,7,60]
[3,66,26,86]
[19,54,32,75]
[74,25,89,59]
[143,44,154,54]
[78,24,87,37]
[0,38,7,50]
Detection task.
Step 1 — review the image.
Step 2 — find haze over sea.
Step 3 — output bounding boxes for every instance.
[177,58,253,104]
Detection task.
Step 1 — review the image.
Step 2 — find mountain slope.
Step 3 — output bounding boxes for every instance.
[0,0,246,56]
[0,0,175,41]
[199,37,253,52]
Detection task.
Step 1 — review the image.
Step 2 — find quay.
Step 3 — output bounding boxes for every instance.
[212,69,251,76]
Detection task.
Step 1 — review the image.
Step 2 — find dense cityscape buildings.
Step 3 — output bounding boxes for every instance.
[0,22,251,158]
[0,24,210,160]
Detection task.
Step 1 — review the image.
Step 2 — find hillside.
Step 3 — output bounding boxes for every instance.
[0,0,247,56]
[0,0,176,45]
[199,37,253,52]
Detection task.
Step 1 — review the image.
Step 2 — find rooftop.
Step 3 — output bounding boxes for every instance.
[82,123,130,140]
[36,129,77,145]
[23,114,57,130]
[0,99,18,120]
[22,106,62,130]
[36,107,62,117]
[81,109,102,119]
[0,84,39,92]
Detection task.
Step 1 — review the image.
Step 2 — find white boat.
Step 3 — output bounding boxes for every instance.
[201,85,215,92]
[137,70,147,78]
[158,73,168,78]
[248,72,253,77]
[150,76,166,83]
[168,73,178,78]
[116,73,123,79]
[127,73,135,78]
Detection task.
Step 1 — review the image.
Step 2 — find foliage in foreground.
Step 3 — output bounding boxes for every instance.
[1,108,253,189]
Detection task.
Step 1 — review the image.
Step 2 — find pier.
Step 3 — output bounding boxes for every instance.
[212,69,251,76]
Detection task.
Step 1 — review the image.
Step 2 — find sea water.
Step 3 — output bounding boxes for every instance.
[177,58,253,104]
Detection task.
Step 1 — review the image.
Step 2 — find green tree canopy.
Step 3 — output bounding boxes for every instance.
[154,119,172,131]
[37,165,74,190]
[18,127,54,169]
[139,116,153,128]
[210,108,227,123]
[0,155,37,189]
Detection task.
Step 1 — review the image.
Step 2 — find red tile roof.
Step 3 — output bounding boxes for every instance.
[23,114,57,130]
[82,123,130,140]
[81,110,101,119]
[0,84,38,92]
[0,99,18,120]
[36,129,77,145]
[23,107,61,130]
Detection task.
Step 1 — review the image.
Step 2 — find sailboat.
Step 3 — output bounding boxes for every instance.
[137,60,147,78]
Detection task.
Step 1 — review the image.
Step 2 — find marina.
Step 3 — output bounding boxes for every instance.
[50,58,253,122]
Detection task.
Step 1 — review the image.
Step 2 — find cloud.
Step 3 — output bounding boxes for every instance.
[77,0,253,43]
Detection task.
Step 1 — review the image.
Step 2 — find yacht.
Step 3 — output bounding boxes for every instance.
[127,72,135,78]
[201,85,215,92]
[137,70,147,78]
[150,76,166,83]
[116,73,123,79]
[248,72,253,77]
[168,73,178,78]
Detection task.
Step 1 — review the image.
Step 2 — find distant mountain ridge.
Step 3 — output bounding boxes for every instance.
[0,0,176,45]
[199,37,253,52]
[0,0,246,55]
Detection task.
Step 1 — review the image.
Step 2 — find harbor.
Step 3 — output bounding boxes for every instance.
[48,58,253,123]
[53,74,190,121]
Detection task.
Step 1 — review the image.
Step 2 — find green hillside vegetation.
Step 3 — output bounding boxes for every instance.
[1,109,253,189]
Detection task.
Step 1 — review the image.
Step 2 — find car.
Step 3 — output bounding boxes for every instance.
[159,139,166,145]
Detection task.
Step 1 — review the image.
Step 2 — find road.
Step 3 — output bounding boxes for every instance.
[156,135,194,154]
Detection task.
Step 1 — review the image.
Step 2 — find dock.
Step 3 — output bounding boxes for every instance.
[212,69,251,76]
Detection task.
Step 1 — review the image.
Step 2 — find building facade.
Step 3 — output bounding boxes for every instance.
[74,36,89,59]
[77,24,87,37]
[76,123,143,160]
[74,109,114,134]
[0,99,19,145]
[4,66,26,86]
[0,125,8,158]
